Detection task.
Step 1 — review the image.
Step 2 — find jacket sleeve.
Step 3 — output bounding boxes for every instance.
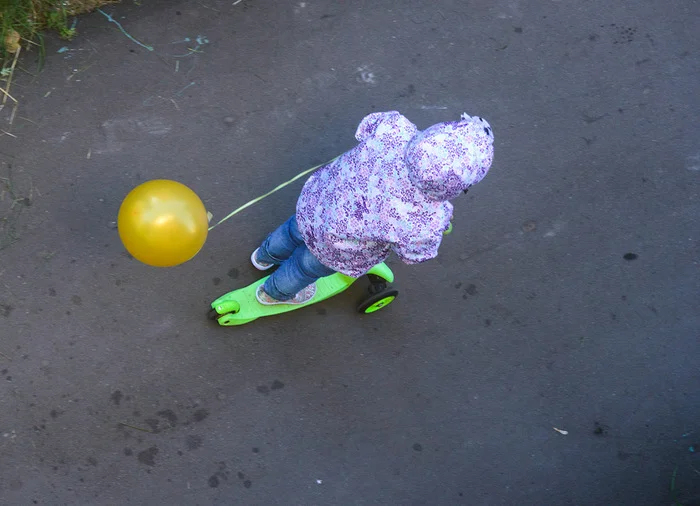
[355,111,402,142]
[393,232,444,265]
[393,204,453,264]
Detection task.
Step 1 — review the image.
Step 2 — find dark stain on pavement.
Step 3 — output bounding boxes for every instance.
[145,418,161,433]
[138,446,158,466]
[462,283,478,299]
[611,24,637,44]
[397,83,416,98]
[110,390,123,405]
[157,409,178,426]
[593,421,608,436]
[238,471,252,488]
[193,408,209,422]
[186,435,203,450]
[258,380,285,394]
[137,446,159,466]
[208,461,230,487]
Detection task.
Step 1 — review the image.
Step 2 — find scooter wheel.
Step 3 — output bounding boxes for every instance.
[357,289,398,314]
[207,308,221,321]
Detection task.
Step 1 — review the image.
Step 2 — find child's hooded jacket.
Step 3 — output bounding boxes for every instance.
[296,111,494,277]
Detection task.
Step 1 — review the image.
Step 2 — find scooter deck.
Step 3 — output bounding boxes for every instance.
[210,262,394,326]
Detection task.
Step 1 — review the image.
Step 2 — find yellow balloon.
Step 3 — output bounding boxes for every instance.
[117,180,208,267]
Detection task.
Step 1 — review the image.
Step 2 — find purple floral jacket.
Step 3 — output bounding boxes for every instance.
[296,111,494,277]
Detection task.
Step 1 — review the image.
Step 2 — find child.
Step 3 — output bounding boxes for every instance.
[251,110,494,305]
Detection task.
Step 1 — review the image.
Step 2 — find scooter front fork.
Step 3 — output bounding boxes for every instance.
[367,273,388,294]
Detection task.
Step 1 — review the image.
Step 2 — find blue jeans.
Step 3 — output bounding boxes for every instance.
[258,215,336,300]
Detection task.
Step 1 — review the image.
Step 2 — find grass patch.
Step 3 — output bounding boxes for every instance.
[1,1,119,128]
[1,0,120,62]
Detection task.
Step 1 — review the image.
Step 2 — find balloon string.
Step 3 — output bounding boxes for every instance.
[207,155,338,231]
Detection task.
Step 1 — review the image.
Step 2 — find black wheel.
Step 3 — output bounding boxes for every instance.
[357,289,398,314]
[207,308,220,321]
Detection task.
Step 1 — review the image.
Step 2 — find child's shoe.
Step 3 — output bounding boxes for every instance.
[256,283,316,305]
[251,248,275,270]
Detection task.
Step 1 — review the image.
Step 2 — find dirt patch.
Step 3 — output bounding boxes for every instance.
[0,160,35,250]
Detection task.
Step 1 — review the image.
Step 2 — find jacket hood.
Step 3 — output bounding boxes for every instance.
[405,114,494,201]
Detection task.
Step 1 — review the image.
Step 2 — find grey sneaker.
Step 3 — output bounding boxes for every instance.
[251,248,274,271]
[255,284,316,306]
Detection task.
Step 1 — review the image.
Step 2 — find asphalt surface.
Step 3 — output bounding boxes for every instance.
[1,0,699,504]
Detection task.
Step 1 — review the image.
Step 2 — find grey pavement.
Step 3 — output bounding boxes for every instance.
[1,0,699,504]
